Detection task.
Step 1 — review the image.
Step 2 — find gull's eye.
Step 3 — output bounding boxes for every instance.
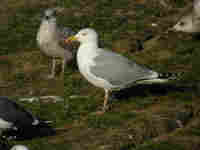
[179,21,185,26]
[45,15,50,20]
[81,33,87,36]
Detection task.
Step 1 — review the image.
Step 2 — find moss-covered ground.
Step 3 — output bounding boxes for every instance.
[0,0,200,149]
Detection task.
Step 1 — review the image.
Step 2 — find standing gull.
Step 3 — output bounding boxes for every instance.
[173,0,200,33]
[65,28,181,114]
[37,8,75,78]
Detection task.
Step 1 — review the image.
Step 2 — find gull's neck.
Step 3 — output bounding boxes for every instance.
[77,41,99,61]
[79,41,99,51]
[37,19,58,44]
[77,41,99,69]
[41,19,57,29]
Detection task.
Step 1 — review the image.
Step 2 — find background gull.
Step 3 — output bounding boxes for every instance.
[37,8,75,78]
[66,28,182,114]
[173,0,200,33]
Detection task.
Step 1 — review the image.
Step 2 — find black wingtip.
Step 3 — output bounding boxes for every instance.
[158,72,184,80]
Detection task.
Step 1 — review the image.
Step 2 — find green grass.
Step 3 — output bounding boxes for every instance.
[0,0,200,150]
[135,141,185,150]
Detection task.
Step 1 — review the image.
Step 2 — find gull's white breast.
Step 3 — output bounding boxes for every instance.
[77,44,114,90]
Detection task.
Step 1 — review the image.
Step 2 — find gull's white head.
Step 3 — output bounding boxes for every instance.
[42,8,57,23]
[74,28,98,44]
[10,145,29,150]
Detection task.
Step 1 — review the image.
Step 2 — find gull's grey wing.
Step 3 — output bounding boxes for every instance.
[90,49,158,87]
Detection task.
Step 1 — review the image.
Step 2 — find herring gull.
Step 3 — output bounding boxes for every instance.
[66,28,181,114]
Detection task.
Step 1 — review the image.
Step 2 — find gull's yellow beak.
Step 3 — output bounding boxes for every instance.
[65,36,78,43]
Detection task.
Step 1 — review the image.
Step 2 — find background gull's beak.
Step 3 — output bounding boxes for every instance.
[65,36,78,43]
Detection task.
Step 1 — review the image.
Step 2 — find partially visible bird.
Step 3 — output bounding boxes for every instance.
[10,145,29,150]
[37,8,75,78]
[0,97,51,140]
[65,28,182,114]
[173,0,200,33]
[0,141,9,150]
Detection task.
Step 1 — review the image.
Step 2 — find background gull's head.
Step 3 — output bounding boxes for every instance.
[42,8,57,23]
